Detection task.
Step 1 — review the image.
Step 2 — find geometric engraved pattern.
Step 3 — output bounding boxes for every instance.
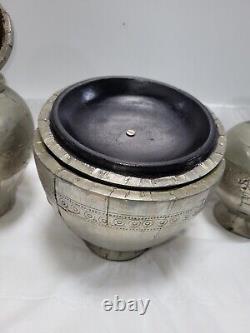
[57,193,205,232]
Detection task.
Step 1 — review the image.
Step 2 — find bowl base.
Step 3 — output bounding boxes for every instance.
[214,202,250,238]
[85,242,147,261]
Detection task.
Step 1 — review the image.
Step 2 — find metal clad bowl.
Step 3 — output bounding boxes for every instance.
[34,77,226,260]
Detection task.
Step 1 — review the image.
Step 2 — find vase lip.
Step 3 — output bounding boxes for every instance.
[49,77,219,178]
[0,4,13,70]
[38,80,226,189]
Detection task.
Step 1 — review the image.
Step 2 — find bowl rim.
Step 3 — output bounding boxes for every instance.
[49,77,219,178]
[38,78,226,189]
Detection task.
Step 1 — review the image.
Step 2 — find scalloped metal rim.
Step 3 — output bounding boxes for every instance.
[38,92,226,189]
[0,5,13,70]
[34,130,225,202]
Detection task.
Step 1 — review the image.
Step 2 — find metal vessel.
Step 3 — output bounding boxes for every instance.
[34,77,226,260]
[0,5,34,216]
[215,122,250,238]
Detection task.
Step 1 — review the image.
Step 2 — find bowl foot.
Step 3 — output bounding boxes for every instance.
[214,202,250,239]
[85,242,147,261]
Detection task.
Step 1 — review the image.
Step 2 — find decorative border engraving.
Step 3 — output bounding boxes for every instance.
[57,194,206,232]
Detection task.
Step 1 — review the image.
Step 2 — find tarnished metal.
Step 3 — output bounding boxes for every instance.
[215,122,250,238]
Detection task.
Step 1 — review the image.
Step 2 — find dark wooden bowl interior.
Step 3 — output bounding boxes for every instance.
[50,77,218,177]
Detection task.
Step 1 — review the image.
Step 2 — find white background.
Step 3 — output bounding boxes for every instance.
[0,1,249,333]
[1,0,250,106]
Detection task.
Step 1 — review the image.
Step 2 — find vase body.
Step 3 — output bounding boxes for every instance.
[0,82,34,216]
[0,6,34,216]
[215,122,250,238]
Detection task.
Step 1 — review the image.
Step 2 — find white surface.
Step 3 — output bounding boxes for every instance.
[1,0,250,106]
[0,102,249,333]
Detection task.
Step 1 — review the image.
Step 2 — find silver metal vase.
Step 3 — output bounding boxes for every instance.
[0,5,34,216]
[215,121,250,238]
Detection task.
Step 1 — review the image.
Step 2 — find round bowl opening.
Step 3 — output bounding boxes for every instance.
[50,77,218,177]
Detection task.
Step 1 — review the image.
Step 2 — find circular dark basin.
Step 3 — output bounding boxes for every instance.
[50,77,218,177]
